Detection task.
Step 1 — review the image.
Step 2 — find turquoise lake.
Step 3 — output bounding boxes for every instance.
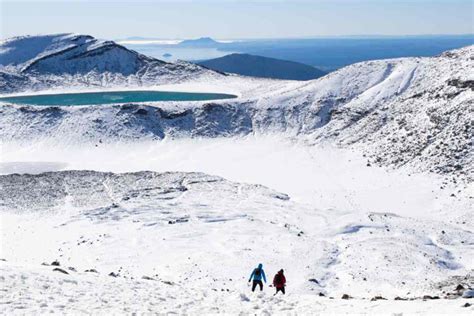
[0,90,237,106]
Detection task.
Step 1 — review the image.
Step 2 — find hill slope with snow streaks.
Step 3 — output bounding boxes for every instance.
[1,42,472,179]
[0,34,223,93]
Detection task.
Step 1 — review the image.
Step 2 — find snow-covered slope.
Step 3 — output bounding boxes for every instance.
[1,44,472,179]
[1,170,472,314]
[1,35,473,314]
[0,34,223,93]
[306,46,473,179]
[0,171,474,312]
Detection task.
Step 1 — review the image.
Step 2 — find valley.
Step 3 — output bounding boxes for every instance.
[0,34,472,314]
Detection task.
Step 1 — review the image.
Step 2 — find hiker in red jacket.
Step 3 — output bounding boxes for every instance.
[273,269,286,295]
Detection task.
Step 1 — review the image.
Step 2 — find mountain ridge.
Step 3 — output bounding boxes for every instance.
[0,33,224,94]
[199,53,326,80]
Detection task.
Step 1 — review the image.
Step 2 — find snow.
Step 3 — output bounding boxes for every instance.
[463,289,474,298]
[1,42,471,179]
[1,261,472,314]
[0,33,225,94]
[0,34,80,69]
[2,261,471,314]
[0,35,473,314]
[1,137,469,219]
[1,138,473,314]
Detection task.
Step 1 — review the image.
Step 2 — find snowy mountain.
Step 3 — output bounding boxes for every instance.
[0,34,223,93]
[1,35,473,314]
[199,53,326,80]
[1,42,472,179]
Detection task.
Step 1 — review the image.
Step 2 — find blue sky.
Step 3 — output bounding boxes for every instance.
[1,0,473,39]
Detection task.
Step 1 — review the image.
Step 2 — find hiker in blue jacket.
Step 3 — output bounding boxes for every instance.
[248,263,266,291]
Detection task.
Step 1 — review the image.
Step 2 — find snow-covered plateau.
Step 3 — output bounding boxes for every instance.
[0,34,473,314]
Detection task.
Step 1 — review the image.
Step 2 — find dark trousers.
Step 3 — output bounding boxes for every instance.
[252,280,263,291]
[275,286,285,294]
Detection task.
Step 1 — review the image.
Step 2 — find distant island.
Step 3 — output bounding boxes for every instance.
[178,37,221,47]
[162,53,172,58]
[199,53,326,81]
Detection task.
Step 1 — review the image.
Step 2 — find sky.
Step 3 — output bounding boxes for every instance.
[0,0,473,40]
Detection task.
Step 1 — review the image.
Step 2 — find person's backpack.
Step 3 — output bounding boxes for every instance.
[254,268,261,277]
[274,273,282,285]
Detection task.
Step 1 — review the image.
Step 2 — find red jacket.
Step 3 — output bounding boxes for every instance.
[273,272,286,288]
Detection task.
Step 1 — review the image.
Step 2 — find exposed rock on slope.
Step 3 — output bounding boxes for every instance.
[0,101,320,142]
[304,46,473,179]
[0,170,287,214]
[0,34,222,93]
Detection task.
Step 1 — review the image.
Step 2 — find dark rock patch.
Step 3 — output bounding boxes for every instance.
[53,268,69,274]
[162,280,174,285]
[371,296,387,301]
[456,284,465,291]
[168,218,189,225]
[157,108,191,120]
[134,108,148,115]
[394,296,408,301]
[447,79,474,90]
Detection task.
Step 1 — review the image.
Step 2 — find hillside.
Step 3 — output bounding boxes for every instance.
[1,44,472,180]
[0,35,473,314]
[1,169,472,313]
[199,53,326,80]
[0,34,223,93]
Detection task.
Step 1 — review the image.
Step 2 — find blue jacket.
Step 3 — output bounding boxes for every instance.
[249,264,266,282]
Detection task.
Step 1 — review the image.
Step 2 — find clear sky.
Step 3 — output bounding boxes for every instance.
[1,0,473,40]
